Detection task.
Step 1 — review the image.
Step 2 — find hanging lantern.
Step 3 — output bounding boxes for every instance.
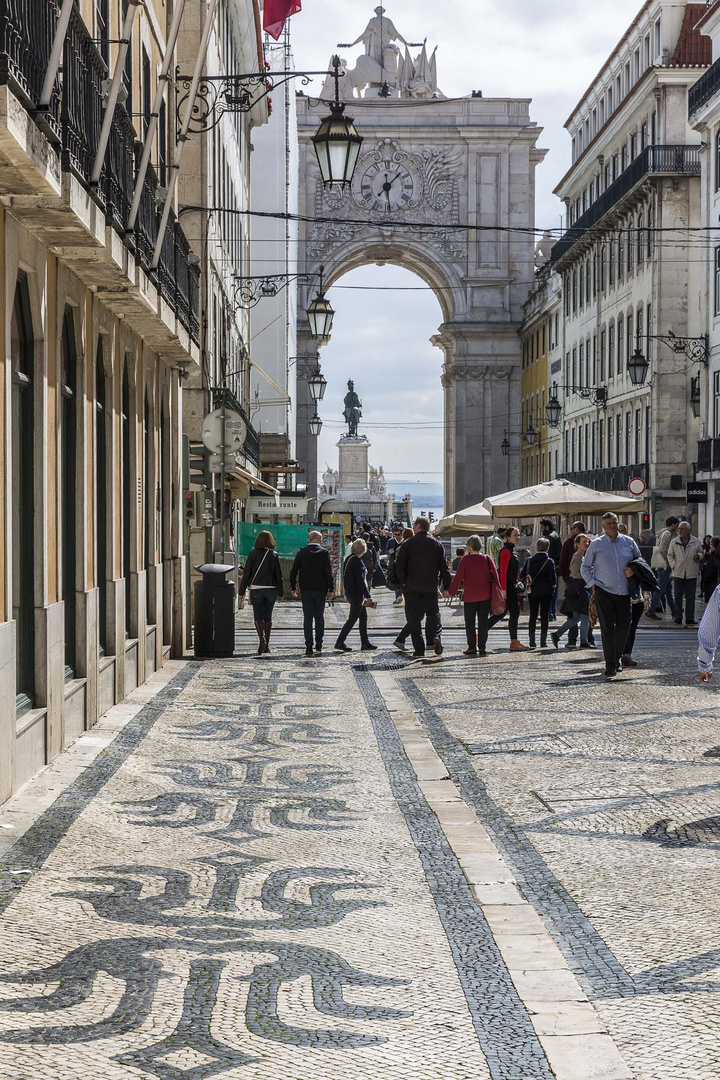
[309,413,323,436]
[308,369,327,402]
[311,56,363,187]
[546,393,562,428]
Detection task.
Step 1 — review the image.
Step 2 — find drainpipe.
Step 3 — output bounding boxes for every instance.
[151,0,218,270]
[90,0,142,186]
[127,0,188,231]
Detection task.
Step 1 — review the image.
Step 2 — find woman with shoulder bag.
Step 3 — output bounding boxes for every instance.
[488,527,529,652]
[239,531,284,655]
[448,534,502,657]
[551,534,593,650]
[521,536,558,649]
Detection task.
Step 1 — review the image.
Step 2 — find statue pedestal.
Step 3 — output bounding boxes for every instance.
[337,436,372,501]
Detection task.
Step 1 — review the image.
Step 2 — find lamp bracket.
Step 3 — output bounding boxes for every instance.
[649,333,709,366]
[231,273,314,309]
[175,67,339,134]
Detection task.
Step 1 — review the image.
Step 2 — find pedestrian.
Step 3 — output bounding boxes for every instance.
[386,525,405,605]
[667,522,703,625]
[539,518,562,620]
[557,520,596,649]
[487,525,506,568]
[698,583,720,682]
[452,547,466,571]
[521,537,557,649]
[334,538,377,653]
[645,516,680,620]
[361,531,378,583]
[488,526,529,652]
[701,536,720,602]
[621,556,658,668]
[395,516,451,658]
[580,512,641,678]
[290,530,335,657]
[239,530,284,656]
[551,533,593,649]
[448,535,501,657]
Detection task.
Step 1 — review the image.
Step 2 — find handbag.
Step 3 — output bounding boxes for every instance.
[488,557,506,616]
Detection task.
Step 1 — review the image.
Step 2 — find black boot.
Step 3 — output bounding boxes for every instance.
[263,621,272,654]
[254,621,265,656]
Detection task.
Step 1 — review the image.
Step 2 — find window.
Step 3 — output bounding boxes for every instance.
[715,247,720,316]
[646,304,652,360]
[600,244,607,290]
[11,273,35,714]
[599,419,605,467]
[622,144,628,171]
[95,0,110,64]
[626,312,634,376]
[586,258,592,303]
[599,100,605,127]
[715,131,720,193]
[96,341,108,655]
[644,33,651,70]
[647,204,654,259]
[572,347,577,387]
[613,152,619,180]
[158,99,167,186]
[608,416,614,466]
[589,178,595,205]
[609,237,615,286]
[641,122,648,150]
[608,86,613,115]
[592,333,597,384]
[592,421,597,469]
[654,17,661,59]
[617,313,624,372]
[617,412,623,465]
[605,162,611,189]
[634,408,642,464]
[630,133,637,160]
[141,47,151,141]
[634,48,640,82]
[572,270,577,313]
[637,213,644,265]
[616,74,622,103]
[618,229,625,278]
[600,328,607,381]
[714,371,720,436]
[625,409,632,463]
[645,404,651,463]
[579,265,584,309]
[651,110,657,144]
[579,342,584,387]
[627,222,634,272]
[625,61,631,94]
[592,109,597,137]
[564,276,571,317]
[61,308,77,678]
[608,322,615,377]
[571,428,576,471]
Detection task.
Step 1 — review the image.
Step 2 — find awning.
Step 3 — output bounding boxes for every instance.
[482,479,644,519]
[431,501,498,537]
[227,466,280,505]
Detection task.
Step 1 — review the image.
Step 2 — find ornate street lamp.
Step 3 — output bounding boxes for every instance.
[546,392,562,428]
[627,343,650,387]
[311,56,363,188]
[501,433,510,457]
[307,369,327,403]
[309,413,323,436]
[691,374,701,419]
[525,422,537,447]
[306,266,335,339]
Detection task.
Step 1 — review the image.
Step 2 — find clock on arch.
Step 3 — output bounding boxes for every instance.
[354,159,418,214]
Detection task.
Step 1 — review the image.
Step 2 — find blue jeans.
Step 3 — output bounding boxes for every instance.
[555,612,590,645]
[648,565,671,614]
[301,590,326,648]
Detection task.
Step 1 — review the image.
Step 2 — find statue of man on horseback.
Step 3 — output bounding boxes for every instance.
[343,380,362,437]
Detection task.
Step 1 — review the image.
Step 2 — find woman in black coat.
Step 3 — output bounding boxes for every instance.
[520,537,557,649]
[239,531,284,655]
[334,538,377,653]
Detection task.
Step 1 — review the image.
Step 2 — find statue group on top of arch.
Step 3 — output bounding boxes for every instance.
[322,5,443,101]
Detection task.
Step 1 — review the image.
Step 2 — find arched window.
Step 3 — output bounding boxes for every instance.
[95,340,108,655]
[122,359,132,636]
[61,307,77,679]
[11,273,35,714]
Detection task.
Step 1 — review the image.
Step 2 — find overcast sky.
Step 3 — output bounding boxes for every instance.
[288,0,637,497]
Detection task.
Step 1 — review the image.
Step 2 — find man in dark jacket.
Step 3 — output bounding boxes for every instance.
[290,531,335,656]
[395,517,451,657]
[558,521,594,649]
[540,518,562,620]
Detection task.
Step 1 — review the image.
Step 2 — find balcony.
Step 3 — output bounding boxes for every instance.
[697,438,720,472]
[551,145,702,266]
[560,464,649,492]
[0,0,199,344]
[689,56,720,119]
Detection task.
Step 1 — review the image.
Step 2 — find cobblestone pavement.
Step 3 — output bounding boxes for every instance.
[0,591,714,1079]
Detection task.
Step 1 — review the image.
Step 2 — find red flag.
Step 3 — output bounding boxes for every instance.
[263,0,301,40]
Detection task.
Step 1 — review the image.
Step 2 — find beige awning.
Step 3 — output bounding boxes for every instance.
[227,466,280,505]
[483,479,644,519]
[431,502,498,537]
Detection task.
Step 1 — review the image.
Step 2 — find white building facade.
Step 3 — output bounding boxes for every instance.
[551,0,710,530]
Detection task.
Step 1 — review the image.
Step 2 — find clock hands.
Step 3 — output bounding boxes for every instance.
[381,171,406,212]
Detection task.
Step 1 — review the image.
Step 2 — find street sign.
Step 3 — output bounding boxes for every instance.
[687,482,709,504]
[628,476,646,496]
[247,495,306,515]
[201,407,248,457]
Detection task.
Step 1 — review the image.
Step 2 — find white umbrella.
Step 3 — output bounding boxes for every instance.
[431,501,497,537]
[482,478,644,520]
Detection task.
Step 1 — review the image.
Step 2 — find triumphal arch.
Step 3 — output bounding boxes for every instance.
[295,7,547,514]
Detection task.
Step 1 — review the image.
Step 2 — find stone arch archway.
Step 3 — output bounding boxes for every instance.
[295,87,546,514]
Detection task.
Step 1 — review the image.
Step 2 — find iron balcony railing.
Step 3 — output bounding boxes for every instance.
[0,0,199,341]
[559,464,648,492]
[696,438,720,471]
[689,55,720,118]
[551,145,702,265]
[212,387,261,469]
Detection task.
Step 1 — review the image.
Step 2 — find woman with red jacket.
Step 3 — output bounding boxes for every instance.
[487,526,529,652]
[449,535,502,656]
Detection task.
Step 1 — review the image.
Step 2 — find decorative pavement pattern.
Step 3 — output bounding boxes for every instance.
[0,591,717,1079]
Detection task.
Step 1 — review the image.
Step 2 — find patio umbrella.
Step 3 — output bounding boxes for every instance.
[431,501,497,537]
[482,478,644,520]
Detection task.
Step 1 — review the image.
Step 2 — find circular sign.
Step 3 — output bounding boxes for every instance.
[628,477,646,497]
[201,407,247,456]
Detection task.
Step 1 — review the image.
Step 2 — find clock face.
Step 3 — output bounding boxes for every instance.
[356,161,416,213]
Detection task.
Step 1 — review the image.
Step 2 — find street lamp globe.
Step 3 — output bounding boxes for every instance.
[307,370,327,403]
[306,292,334,340]
[627,345,649,387]
[501,433,510,457]
[309,413,323,437]
[311,58,363,188]
[546,393,562,428]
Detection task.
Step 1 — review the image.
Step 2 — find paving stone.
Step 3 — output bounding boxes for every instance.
[537,1033,633,1080]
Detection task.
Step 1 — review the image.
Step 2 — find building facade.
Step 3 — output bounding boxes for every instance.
[689,1,720,535]
[551,0,710,530]
[520,253,563,487]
